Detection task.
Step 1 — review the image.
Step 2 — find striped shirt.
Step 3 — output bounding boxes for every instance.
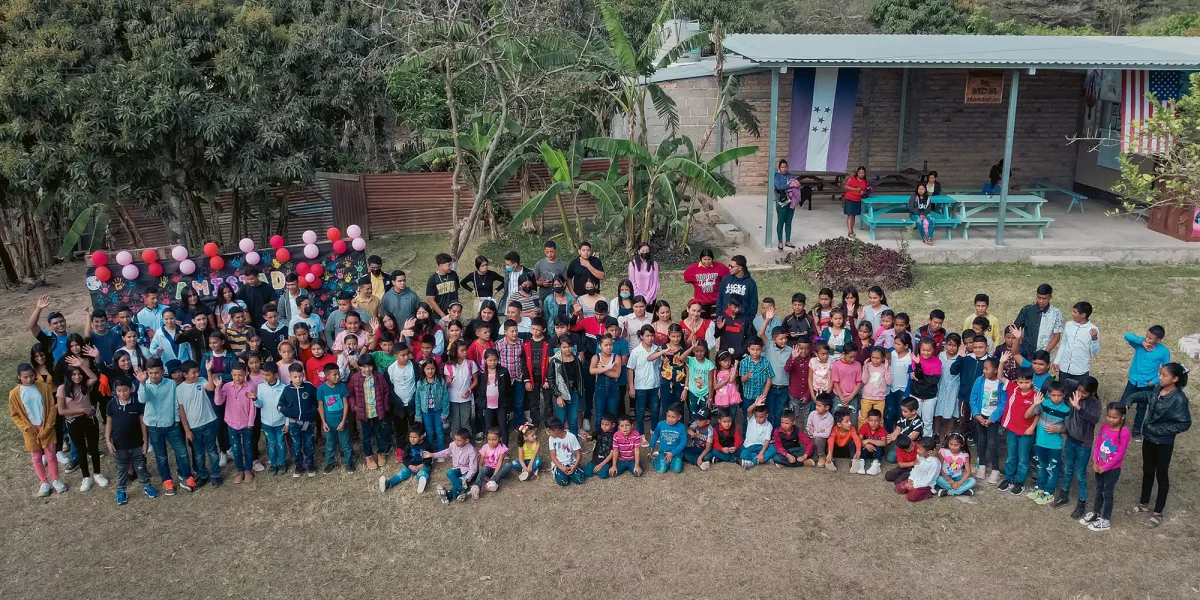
[613,430,642,461]
[495,338,526,381]
[225,326,252,355]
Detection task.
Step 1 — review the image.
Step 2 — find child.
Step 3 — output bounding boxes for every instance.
[379,423,433,493]
[10,363,67,497]
[738,339,774,427]
[593,335,624,434]
[953,334,991,445]
[859,409,887,475]
[862,286,890,332]
[807,343,833,413]
[910,337,942,437]
[1121,325,1171,441]
[350,354,392,469]
[827,409,863,473]
[739,404,776,468]
[511,423,544,481]
[683,407,715,469]
[317,364,353,474]
[1023,350,1054,392]
[933,333,962,442]
[254,363,288,477]
[611,414,644,476]
[547,416,585,486]
[969,357,1008,484]
[1028,380,1070,504]
[650,404,688,473]
[886,397,923,464]
[1056,376,1103,517]
[874,310,896,351]
[935,432,976,496]
[278,363,319,477]
[771,409,814,467]
[583,414,617,478]
[214,360,258,484]
[444,340,478,438]
[710,409,742,465]
[107,378,157,503]
[416,359,449,451]
[806,394,835,467]
[685,341,714,420]
[477,349,512,440]
[337,334,361,381]
[473,427,511,492]
[711,351,742,417]
[304,339,337,387]
[427,428,480,503]
[784,337,813,425]
[1080,403,1131,532]
[895,436,939,502]
[658,325,689,425]
[810,288,834,333]
[820,309,851,360]
[550,337,586,437]
[885,435,917,483]
[854,323,874,365]
[830,343,862,425]
[998,368,1040,496]
[917,310,946,352]
[1125,363,1191,528]
[55,360,106,491]
[859,347,891,427]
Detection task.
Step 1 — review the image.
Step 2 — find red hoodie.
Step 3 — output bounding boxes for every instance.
[683,262,730,306]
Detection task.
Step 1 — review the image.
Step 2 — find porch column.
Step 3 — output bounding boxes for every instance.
[997,70,1020,246]
[764,68,780,248]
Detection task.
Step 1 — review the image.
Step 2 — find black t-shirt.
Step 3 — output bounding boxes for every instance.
[106,398,145,450]
[425,270,460,314]
[527,338,547,385]
[592,429,614,463]
[238,282,276,326]
[566,256,603,296]
[258,323,288,361]
[460,270,505,299]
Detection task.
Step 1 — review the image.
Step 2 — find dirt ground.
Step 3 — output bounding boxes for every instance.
[1,239,1198,599]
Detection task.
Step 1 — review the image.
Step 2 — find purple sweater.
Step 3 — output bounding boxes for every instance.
[433,443,479,479]
[628,261,659,304]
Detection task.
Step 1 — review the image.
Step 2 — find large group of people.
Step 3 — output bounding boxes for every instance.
[8,242,1191,529]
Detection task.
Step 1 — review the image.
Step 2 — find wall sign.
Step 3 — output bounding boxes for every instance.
[964,71,1004,105]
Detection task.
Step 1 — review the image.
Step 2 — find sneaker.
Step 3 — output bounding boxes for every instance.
[640,437,650,448]
[1025,487,1040,499]
[1052,490,1070,508]
[699,460,710,471]
[740,459,753,469]
[345,463,356,473]
[457,489,468,503]
[56,450,70,465]
[416,477,428,494]
[305,468,316,477]
[485,481,498,492]
[855,459,866,475]
[962,488,975,496]
[64,461,79,473]
[518,471,530,482]
[268,466,279,476]
[51,480,67,494]
[936,489,948,497]
[115,490,128,505]
[37,483,51,497]
[974,465,985,480]
[582,418,592,432]
[867,460,881,476]
[987,470,1002,485]
[196,477,209,488]
[825,459,837,472]
[469,485,480,500]
[252,460,265,473]
[1079,511,1098,525]
[1035,491,1055,505]
[1133,434,1144,443]
[1070,501,1087,520]
[378,475,389,492]
[774,461,784,469]
[1087,518,1111,532]
[436,457,446,464]
[293,466,304,478]
[143,485,159,499]
[80,476,93,492]
[1010,483,1025,496]
[211,478,224,488]
[219,453,228,468]
[365,456,377,470]
[180,477,195,493]
[997,480,1011,492]
[323,464,336,474]
[437,485,450,504]
[93,473,110,488]
[474,432,484,443]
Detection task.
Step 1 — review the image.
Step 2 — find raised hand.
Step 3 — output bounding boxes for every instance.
[84,345,100,359]
[35,295,51,310]
[134,367,148,383]
[791,345,802,358]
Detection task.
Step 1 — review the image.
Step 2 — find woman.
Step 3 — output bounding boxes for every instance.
[30,345,54,386]
[843,166,869,239]
[216,283,246,327]
[650,300,674,346]
[460,256,505,314]
[405,303,446,354]
[148,307,191,363]
[628,242,659,304]
[542,275,575,324]
[56,361,107,491]
[678,300,718,349]
[176,288,206,326]
[909,183,935,245]
[464,300,499,343]
[1127,363,1192,528]
[611,279,636,318]
[773,160,800,249]
[682,249,729,320]
[619,295,652,347]
[925,170,943,196]
[576,277,604,318]
[370,312,403,351]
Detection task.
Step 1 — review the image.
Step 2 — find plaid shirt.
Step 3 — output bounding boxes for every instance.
[495,338,526,381]
[738,355,776,400]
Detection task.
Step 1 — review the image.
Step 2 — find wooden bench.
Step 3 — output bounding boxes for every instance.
[859,195,960,241]
[1031,180,1089,214]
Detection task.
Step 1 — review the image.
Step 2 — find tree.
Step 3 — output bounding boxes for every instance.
[508,140,624,250]
[1113,72,1200,213]
[867,0,969,34]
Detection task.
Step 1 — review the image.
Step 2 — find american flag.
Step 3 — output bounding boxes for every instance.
[1121,70,1183,154]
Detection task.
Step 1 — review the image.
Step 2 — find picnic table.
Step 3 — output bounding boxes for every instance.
[1028,180,1090,214]
[790,171,846,190]
[858,195,960,241]
[950,194,1055,240]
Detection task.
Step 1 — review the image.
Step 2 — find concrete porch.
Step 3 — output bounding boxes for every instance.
[717,191,1200,264]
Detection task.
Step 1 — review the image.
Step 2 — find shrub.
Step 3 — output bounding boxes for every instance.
[790,237,915,291]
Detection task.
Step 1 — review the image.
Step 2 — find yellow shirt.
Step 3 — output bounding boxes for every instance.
[355,294,381,321]
[370,273,386,300]
[963,313,1001,346]
[520,441,539,462]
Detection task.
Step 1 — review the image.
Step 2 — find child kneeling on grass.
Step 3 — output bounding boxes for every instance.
[710,409,742,465]
[682,407,715,469]
[771,408,814,467]
[583,414,617,478]
[379,422,433,494]
[827,409,863,473]
[936,432,976,497]
[895,436,939,502]
[473,427,511,493]
[426,428,480,503]
[651,404,688,473]
[547,417,585,486]
[511,424,543,481]
[739,403,776,468]
[609,414,643,477]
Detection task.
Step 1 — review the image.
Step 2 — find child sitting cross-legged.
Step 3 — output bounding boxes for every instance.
[472,427,511,493]
[858,409,887,475]
[935,432,976,497]
[770,408,814,468]
[378,422,433,494]
[651,404,688,474]
[682,407,715,469]
[511,424,543,481]
[895,436,939,502]
[739,403,777,469]
[426,428,480,503]
[826,409,863,473]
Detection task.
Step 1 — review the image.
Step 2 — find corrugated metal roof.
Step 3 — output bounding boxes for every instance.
[649,55,761,82]
[722,34,1200,70]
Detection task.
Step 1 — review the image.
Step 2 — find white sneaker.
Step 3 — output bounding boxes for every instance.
[699,460,711,471]
[436,457,445,464]
[145,446,154,456]
[416,476,428,494]
[219,453,228,468]
[854,459,866,475]
[51,480,67,494]
[866,460,881,476]
[56,451,70,465]
[641,437,650,448]
[740,459,753,469]
[469,485,480,500]
[986,470,1002,485]
[1087,518,1111,532]
[93,473,110,487]
[582,419,592,432]
[378,475,387,493]
[524,411,532,424]
[37,483,51,497]
[825,459,837,472]
[485,481,498,492]
[80,476,93,492]
[518,471,530,481]
[437,485,449,504]
[252,460,265,473]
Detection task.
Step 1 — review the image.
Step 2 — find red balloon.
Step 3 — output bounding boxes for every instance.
[141,249,158,263]
[295,262,310,275]
[91,251,108,267]
[297,276,310,289]
[309,264,324,277]
[332,240,347,255]
[94,266,111,282]
[326,227,341,242]
[269,235,285,249]
[203,242,219,257]
[209,256,225,270]
[147,262,164,277]
[275,248,291,263]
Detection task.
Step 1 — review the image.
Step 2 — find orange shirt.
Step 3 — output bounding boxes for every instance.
[830,426,862,451]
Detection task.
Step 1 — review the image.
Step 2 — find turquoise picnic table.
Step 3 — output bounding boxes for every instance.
[950,194,1055,240]
[858,195,960,241]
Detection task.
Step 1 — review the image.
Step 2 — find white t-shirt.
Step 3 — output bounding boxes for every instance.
[19,385,45,427]
[980,378,1001,418]
[627,343,662,391]
[743,418,773,448]
[177,378,218,429]
[388,360,417,405]
[445,360,478,404]
[619,313,653,346]
[889,351,913,394]
[549,432,580,470]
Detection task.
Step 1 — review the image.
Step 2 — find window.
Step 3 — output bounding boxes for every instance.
[1097,99,1122,171]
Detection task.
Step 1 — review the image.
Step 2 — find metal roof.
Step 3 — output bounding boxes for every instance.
[649,55,760,82]
[722,34,1200,70]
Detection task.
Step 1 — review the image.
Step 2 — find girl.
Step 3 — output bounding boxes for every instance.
[909,183,935,244]
[659,325,688,421]
[839,286,865,327]
[886,333,914,431]
[628,242,659,304]
[444,321,464,348]
[149,308,190,363]
[549,337,584,436]
[994,325,1024,383]
[685,341,714,420]
[443,340,478,437]
[476,350,511,440]
[855,322,875,365]
[970,357,1007,484]
[620,295,652,347]
[820,309,852,360]
[910,337,943,437]
[511,423,543,481]
[862,286,891,332]
[651,300,674,346]
[461,256,505,313]
[1126,363,1192,528]
[542,275,575,324]
[370,312,403,351]
[472,427,511,492]
[679,300,718,349]
[711,351,742,414]
[276,340,298,375]
[56,360,108,491]
[577,277,604,318]
[935,432,975,497]
[53,333,93,385]
[611,279,636,317]
[415,359,449,450]
[10,363,65,496]
[176,288,205,326]
[116,329,148,372]
[934,333,963,442]
[926,170,942,195]
[1082,403,1131,531]
[407,303,447,352]
[29,345,53,385]
[843,165,869,239]
[590,336,622,435]
[874,310,897,351]
[859,347,892,427]
[810,288,835,333]
[808,343,833,400]
[216,283,247,327]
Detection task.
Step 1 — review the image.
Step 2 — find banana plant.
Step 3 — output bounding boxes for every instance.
[509,139,623,251]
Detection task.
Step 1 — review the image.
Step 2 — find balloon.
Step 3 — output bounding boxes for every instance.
[332,240,347,255]
[309,264,324,278]
[346,224,362,239]
[295,262,310,275]
[147,262,164,277]
[297,277,309,290]
[94,266,111,282]
[238,238,255,253]
[305,273,316,283]
[326,227,341,242]
[203,242,219,257]
[115,251,133,266]
[303,244,319,259]
[275,248,291,263]
[302,230,317,245]
[179,259,196,275]
[171,245,189,261]
[141,249,158,264]
[121,264,139,280]
[91,251,108,267]
[209,256,225,270]
[269,235,285,249]
[352,237,366,251]
[245,251,261,265]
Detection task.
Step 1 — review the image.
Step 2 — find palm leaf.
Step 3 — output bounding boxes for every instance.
[637,0,676,70]
[599,2,638,75]
[654,30,711,69]
[538,141,571,183]
[579,180,622,213]
[582,137,652,164]
[510,181,571,227]
[57,204,98,258]
[725,96,761,137]
[663,157,727,197]
[404,146,457,170]
[707,145,759,169]
[648,84,679,135]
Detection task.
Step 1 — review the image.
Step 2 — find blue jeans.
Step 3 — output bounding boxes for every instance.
[472,462,513,487]
[227,426,254,472]
[936,474,977,495]
[1059,436,1091,501]
[510,456,543,475]
[421,410,445,450]
[884,390,905,431]
[323,422,352,466]
[862,443,883,462]
[554,391,580,436]
[681,446,709,465]
[652,451,684,473]
[685,392,707,422]
[634,388,657,435]
[659,380,685,422]
[553,465,587,486]
[446,467,473,499]
[1035,445,1062,491]
[147,424,192,482]
[1004,431,1035,485]
[767,386,789,428]
[359,417,392,456]
[289,422,315,470]
[583,461,613,479]
[912,213,935,239]
[738,444,778,466]
[385,464,430,488]
[190,421,221,480]
[1122,382,1154,435]
[770,446,809,466]
[262,423,286,468]
[593,376,620,428]
[710,449,739,463]
[511,384,527,428]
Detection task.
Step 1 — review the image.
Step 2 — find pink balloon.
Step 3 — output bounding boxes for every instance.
[171,245,189,261]
[351,237,366,251]
[304,273,316,283]
[115,251,133,266]
[238,238,255,253]
[245,251,261,265]
[303,244,319,259]
[179,259,196,275]
[346,224,362,239]
[121,264,139,280]
[302,230,317,245]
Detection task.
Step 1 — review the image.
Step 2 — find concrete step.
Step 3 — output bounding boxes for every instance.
[1180,334,1200,360]
[1029,255,1106,266]
[714,223,745,245]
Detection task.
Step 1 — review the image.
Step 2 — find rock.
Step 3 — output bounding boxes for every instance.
[714,223,745,245]
[1179,334,1200,360]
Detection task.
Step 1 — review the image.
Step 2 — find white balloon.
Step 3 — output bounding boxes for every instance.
[351,237,366,251]
[115,251,133,266]
[121,264,139,280]
[303,244,319,259]
[170,246,189,261]
[346,224,362,239]
[245,251,261,265]
[179,259,196,275]
[238,238,255,253]
[304,273,316,283]
[302,230,317,245]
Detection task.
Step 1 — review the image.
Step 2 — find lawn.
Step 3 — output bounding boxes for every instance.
[0,236,1197,599]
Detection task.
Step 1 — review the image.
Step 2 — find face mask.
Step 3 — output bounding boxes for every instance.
[585,289,595,295]
[553,286,564,293]
[522,285,534,292]
[505,266,514,273]
[620,292,631,299]
[639,252,649,259]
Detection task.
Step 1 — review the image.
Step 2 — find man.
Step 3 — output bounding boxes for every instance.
[275,273,309,325]
[1014,283,1064,358]
[86,309,124,365]
[237,267,276,328]
[533,240,567,300]
[715,255,758,317]
[382,270,420,326]
[566,241,605,297]
[137,287,168,339]
[963,293,1000,347]
[28,295,70,362]
[425,253,460,318]
[114,304,150,348]
[354,276,381,322]
[501,251,526,311]
[1053,301,1100,381]
[136,358,194,494]
[258,303,288,361]
[367,255,391,299]
[325,292,366,347]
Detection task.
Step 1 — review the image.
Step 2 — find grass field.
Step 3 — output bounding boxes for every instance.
[0,236,1198,599]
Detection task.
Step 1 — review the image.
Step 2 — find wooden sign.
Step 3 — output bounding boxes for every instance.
[965,71,1004,104]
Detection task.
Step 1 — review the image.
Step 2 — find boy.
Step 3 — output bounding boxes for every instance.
[86,309,124,365]
[224,307,253,355]
[683,407,716,469]
[782,292,816,344]
[467,323,494,370]
[115,303,152,349]
[737,337,774,425]
[106,378,157,504]
[505,301,533,338]
[998,368,1040,495]
[136,287,167,336]
[952,335,990,438]
[379,422,433,493]
[627,325,662,439]
[425,252,460,318]
[318,364,353,474]
[237,267,276,328]
[827,410,863,473]
[136,358,193,495]
[784,337,813,425]
[886,397,923,464]
[176,360,221,487]
[806,394,835,467]
[1053,301,1100,381]
[858,409,887,475]
[349,354,391,470]
[895,437,939,502]
[1026,380,1070,504]
[324,293,359,347]
[547,417,586,486]
[916,309,946,352]
[495,320,527,428]
[1056,375,1102,517]
[387,342,418,459]
[278,364,319,477]
[710,409,742,464]
[970,357,1007,484]
[739,404,776,468]
[885,434,917,484]
[255,363,289,476]
[566,241,605,297]
[438,302,465,332]
[714,296,754,360]
[534,239,567,299]
[583,413,617,478]
[213,360,258,483]
[611,414,643,476]
[370,333,397,372]
[963,293,1000,347]
[650,404,688,474]
[501,251,527,310]
[1022,350,1054,392]
[426,428,480,503]
[771,408,814,468]
[765,327,792,428]
[522,318,552,428]
[1122,325,1170,440]
[753,297,782,342]
[830,343,862,424]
